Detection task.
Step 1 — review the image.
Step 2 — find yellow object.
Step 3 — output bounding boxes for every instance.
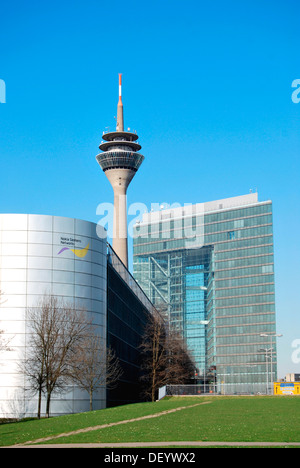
[71,243,90,258]
[274,382,300,395]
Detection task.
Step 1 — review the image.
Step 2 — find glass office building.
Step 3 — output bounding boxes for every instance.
[133,193,277,394]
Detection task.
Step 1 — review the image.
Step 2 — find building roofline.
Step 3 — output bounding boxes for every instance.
[136,193,272,226]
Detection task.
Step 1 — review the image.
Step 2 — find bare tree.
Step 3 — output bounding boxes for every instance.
[164,327,196,384]
[139,311,167,402]
[69,332,123,411]
[24,294,93,418]
[140,310,195,401]
[0,330,11,354]
[0,290,12,354]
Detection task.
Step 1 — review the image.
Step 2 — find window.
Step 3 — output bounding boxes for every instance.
[262,264,273,273]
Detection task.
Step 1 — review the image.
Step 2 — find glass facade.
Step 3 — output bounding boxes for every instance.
[107,245,154,407]
[96,150,144,172]
[133,194,277,394]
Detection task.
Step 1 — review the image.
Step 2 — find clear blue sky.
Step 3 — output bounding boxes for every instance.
[0,0,299,378]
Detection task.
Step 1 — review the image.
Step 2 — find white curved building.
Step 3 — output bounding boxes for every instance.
[0,214,107,417]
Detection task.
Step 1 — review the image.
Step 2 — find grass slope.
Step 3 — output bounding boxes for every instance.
[0,397,200,447]
[0,396,300,447]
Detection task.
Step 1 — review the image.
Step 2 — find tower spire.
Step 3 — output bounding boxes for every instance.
[117,73,124,131]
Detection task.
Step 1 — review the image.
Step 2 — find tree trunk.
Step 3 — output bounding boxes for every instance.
[152,370,156,402]
[46,392,51,418]
[37,387,42,419]
[89,390,93,411]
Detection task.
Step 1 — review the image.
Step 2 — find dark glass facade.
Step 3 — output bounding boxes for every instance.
[106,246,153,406]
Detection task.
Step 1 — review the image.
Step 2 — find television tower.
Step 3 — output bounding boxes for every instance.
[96,74,144,268]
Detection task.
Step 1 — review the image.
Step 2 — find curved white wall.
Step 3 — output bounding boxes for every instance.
[0,214,107,417]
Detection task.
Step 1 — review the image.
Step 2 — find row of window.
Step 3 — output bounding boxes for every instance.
[216,344,276,355]
[215,264,273,279]
[216,273,274,289]
[215,322,276,335]
[134,222,272,245]
[216,332,276,346]
[213,304,276,315]
[216,313,276,328]
[133,203,272,236]
[215,284,275,299]
[216,354,274,365]
[214,372,273,384]
[215,254,274,271]
[205,225,272,245]
[134,213,272,239]
[133,236,273,261]
[215,368,274,375]
[115,268,274,293]
[215,244,273,262]
[204,203,272,224]
[214,234,272,252]
[204,214,272,235]
[216,293,275,307]
[133,228,273,255]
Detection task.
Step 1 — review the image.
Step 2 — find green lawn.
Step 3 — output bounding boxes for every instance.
[0,396,299,447]
[0,397,201,447]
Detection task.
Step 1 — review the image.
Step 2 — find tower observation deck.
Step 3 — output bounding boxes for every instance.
[96,74,144,268]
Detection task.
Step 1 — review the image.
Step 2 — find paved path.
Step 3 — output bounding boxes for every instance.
[9,441,300,448]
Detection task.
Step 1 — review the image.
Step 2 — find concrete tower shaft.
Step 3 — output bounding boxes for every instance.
[96,75,144,267]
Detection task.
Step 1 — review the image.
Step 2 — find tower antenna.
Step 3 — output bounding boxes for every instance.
[117,73,124,131]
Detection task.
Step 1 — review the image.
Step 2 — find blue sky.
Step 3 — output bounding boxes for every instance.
[0,0,299,377]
